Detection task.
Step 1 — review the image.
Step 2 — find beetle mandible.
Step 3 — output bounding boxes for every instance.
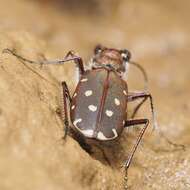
[3,45,156,170]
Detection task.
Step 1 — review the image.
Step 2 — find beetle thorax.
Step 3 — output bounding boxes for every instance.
[91,49,126,74]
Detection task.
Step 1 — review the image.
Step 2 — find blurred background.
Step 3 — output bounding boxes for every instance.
[0,0,190,189]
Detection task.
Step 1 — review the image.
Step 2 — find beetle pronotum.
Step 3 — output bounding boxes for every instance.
[3,45,156,171]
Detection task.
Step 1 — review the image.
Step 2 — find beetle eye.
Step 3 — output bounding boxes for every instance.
[94,44,103,54]
[121,49,131,61]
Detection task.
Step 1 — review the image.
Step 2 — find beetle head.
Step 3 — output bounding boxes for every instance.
[91,44,131,74]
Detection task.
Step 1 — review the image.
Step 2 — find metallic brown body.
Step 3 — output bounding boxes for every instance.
[71,68,128,140]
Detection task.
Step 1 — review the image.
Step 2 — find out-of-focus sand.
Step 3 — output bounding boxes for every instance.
[0,0,190,189]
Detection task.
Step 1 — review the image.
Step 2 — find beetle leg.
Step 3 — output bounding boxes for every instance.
[128,92,185,152]
[61,81,72,140]
[131,96,148,118]
[63,50,85,76]
[127,92,156,128]
[123,118,149,170]
[3,48,85,76]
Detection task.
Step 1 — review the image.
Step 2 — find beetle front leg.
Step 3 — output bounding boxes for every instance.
[61,81,72,140]
[64,50,85,76]
[123,118,149,170]
[3,48,85,77]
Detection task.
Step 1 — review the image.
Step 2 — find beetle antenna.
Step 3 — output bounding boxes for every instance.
[128,61,148,91]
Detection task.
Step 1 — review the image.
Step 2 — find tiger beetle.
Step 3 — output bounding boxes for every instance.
[3,45,156,171]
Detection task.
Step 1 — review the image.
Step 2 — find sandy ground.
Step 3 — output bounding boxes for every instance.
[0,0,190,189]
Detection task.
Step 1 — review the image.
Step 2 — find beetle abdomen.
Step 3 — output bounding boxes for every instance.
[70,69,127,141]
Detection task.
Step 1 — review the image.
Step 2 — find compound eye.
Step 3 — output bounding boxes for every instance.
[121,49,131,61]
[94,44,103,54]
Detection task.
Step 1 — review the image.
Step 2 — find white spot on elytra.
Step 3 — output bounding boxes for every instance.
[71,105,75,110]
[106,110,114,117]
[88,105,97,112]
[123,120,125,125]
[114,98,120,106]
[97,131,107,140]
[82,129,94,137]
[73,122,94,137]
[73,92,77,97]
[123,90,127,95]
[81,78,88,82]
[97,129,118,140]
[112,129,118,138]
[73,118,82,127]
[85,90,93,96]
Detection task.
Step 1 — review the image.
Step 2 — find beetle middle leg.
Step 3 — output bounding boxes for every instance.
[61,81,72,140]
[130,96,148,119]
[127,92,156,128]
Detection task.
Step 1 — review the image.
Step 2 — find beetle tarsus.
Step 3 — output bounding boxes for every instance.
[158,128,186,151]
[124,169,129,190]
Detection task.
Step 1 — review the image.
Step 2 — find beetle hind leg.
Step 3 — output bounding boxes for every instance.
[122,118,149,189]
[61,81,72,140]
